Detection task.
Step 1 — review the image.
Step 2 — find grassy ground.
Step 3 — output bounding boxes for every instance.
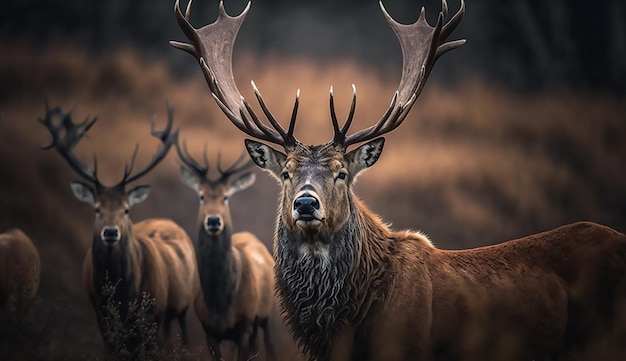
[0,42,624,359]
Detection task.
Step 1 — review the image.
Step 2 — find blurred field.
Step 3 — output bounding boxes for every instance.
[0,42,625,359]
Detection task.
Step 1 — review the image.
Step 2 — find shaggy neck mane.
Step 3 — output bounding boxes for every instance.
[275,193,396,360]
[196,225,238,326]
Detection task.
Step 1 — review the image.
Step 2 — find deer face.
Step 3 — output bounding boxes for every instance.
[180,167,255,237]
[245,138,385,235]
[70,182,150,245]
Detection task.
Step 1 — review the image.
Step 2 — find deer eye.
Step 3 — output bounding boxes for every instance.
[282,172,290,180]
[124,208,130,215]
[95,208,101,215]
[336,172,347,180]
[223,196,229,202]
[199,194,205,202]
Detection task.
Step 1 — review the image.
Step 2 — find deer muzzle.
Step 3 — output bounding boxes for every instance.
[204,215,224,235]
[101,226,121,244]
[293,192,323,230]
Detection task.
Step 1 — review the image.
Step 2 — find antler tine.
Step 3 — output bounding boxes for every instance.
[338,0,465,148]
[250,81,298,147]
[39,102,100,185]
[175,136,210,177]
[330,84,357,146]
[119,143,140,185]
[218,151,254,179]
[116,104,177,187]
[171,0,299,149]
[202,142,210,171]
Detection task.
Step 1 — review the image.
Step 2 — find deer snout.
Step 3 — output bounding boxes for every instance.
[101,226,121,244]
[294,194,320,219]
[204,215,224,235]
[293,192,323,230]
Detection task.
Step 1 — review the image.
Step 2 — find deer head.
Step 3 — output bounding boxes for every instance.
[40,103,177,246]
[171,0,464,238]
[176,139,255,237]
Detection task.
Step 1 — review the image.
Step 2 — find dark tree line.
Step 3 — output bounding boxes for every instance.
[1,0,624,93]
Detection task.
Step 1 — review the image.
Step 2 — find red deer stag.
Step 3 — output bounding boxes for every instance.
[171,1,626,360]
[39,103,198,355]
[176,139,275,361]
[0,229,40,310]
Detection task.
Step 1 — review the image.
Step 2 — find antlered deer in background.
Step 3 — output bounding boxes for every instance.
[176,139,275,361]
[39,104,198,355]
[0,229,40,310]
[171,0,626,360]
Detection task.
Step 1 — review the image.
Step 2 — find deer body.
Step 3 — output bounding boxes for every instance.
[0,229,40,309]
[177,144,275,361]
[82,218,197,339]
[40,104,198,354]
[171,0,626,359]
[257,143,626,361]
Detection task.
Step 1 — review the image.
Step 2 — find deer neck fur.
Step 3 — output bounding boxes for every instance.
[196,223,240,325]
[91,229,139,318]
[275,194,397,360]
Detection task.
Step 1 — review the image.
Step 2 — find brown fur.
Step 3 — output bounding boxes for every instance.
[0,229,40,309]
[244,140,626,361]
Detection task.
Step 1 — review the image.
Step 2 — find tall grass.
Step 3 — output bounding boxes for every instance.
[0,42,624,358]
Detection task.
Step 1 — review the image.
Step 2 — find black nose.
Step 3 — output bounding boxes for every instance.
[205,216,221,230]
[294,193,320,216]
[102,227,120,243]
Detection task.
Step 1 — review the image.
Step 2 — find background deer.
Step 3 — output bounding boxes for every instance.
[39,103,198,356]
[176,139,275,361]
[0,228,40,310]
[171,0,626,360]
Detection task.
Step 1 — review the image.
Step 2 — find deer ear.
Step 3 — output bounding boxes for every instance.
[244,139,287,180]
[228,172,256,196]
[70,181,95,206]
[346,138,385,178]
[179,166,201,193]
[128,185,150,207]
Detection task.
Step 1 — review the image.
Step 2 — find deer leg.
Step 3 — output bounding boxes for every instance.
[206,333,222,361]
[162,311,174,342]
[260,317,275,361]
[177,307,189,347]
[247,317,260,357]
[235,319,252,361]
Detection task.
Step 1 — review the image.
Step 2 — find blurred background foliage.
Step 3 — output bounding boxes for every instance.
[2,0,625,92]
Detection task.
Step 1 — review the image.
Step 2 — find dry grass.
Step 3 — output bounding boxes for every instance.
[0,42,624,359]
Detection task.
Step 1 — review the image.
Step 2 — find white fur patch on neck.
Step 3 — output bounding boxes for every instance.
[299,242,331,267]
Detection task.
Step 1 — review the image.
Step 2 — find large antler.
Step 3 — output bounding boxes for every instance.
[114,103,178,188]
[171,0,299,150]
[39,101,102,185]
[332,0,465,149]
[40,102,177,189]
[171,0,464,151]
